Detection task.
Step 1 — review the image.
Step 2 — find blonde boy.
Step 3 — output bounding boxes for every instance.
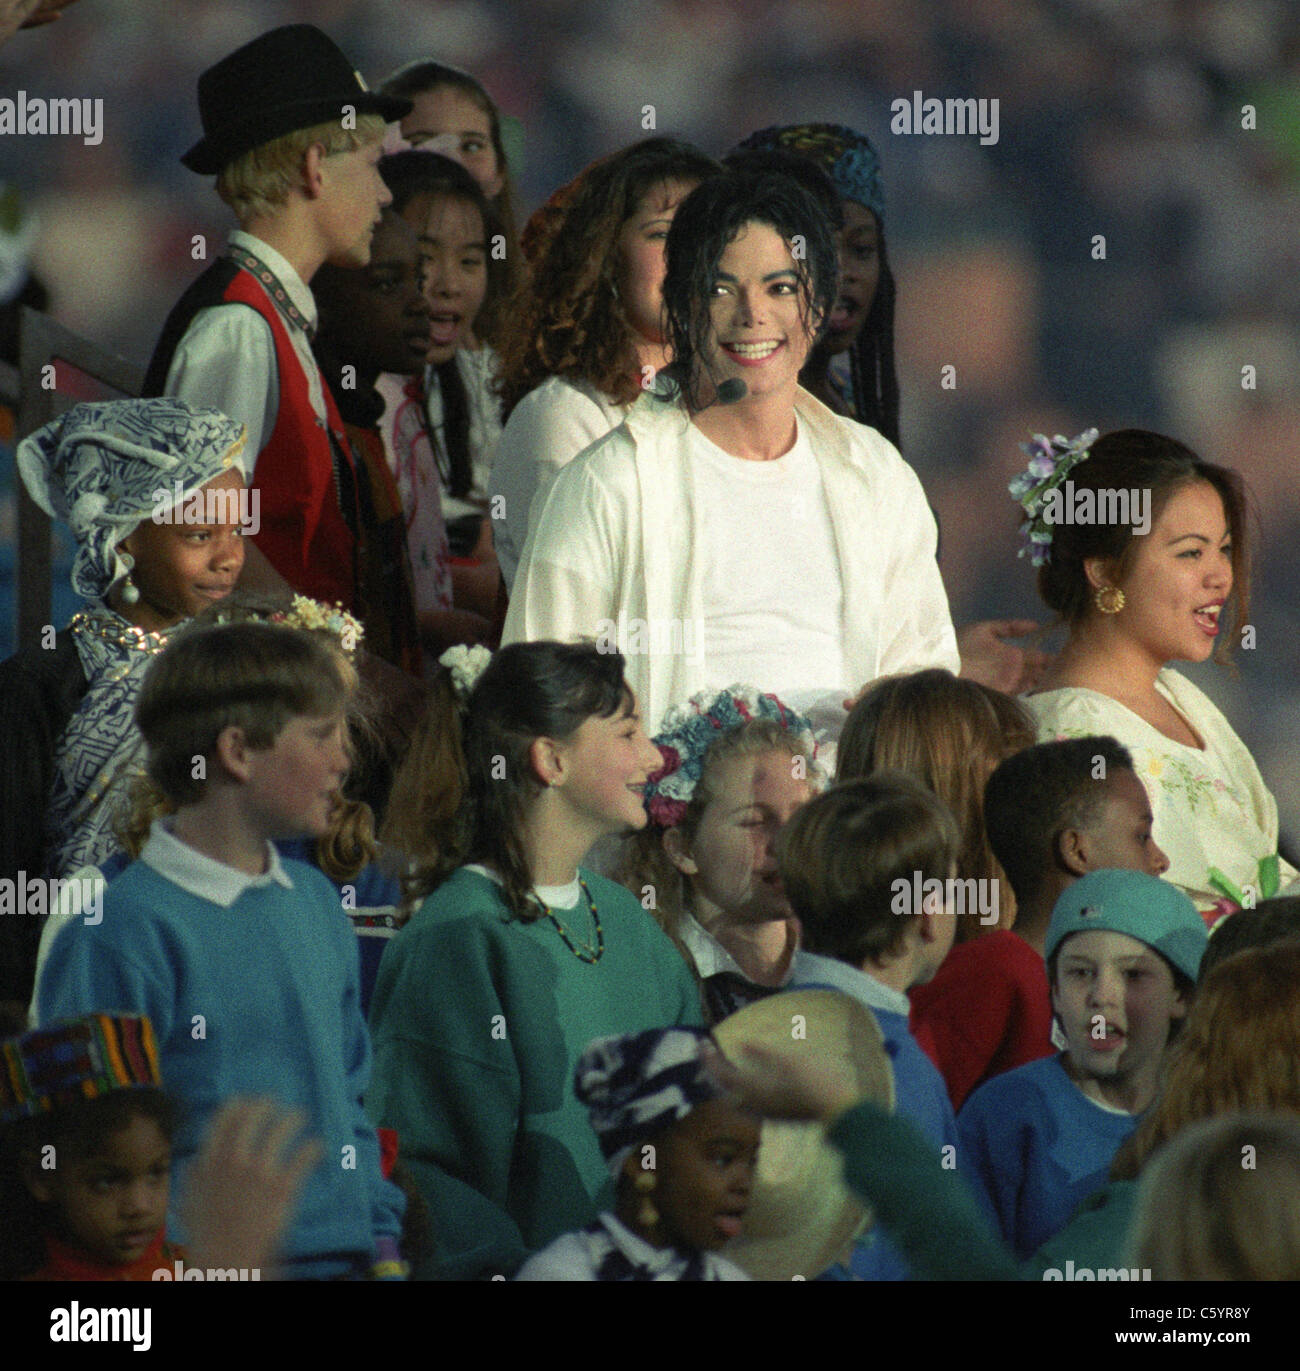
[143,24,409,611]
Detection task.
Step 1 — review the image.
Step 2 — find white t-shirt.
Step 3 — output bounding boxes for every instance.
[162,231,326,473]
[690,418,847,714]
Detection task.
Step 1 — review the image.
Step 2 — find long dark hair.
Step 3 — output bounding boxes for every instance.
[382,642,633,922]
[378,59,523,303]
[381,150,503,500]
[661,168,838,413]
[497,138,722,417]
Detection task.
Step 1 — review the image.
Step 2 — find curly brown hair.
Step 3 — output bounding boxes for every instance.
[497,138,720,417]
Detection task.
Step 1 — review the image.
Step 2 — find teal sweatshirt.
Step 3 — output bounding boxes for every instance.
[366,867,703,1280]
[38,857,403,1277]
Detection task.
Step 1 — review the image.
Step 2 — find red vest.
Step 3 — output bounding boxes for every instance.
[222,270,359,608]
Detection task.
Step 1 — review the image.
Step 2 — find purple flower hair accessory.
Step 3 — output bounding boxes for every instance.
[1008,426,1099,566]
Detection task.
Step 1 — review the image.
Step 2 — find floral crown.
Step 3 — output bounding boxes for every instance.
[439,643,492,703]
[643,684,824,830]
[212,594,364,653]
[1008,427,1099,566]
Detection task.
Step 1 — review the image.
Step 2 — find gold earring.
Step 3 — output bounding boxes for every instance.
[634,1171,658,1228]
[1095,585,1125,615]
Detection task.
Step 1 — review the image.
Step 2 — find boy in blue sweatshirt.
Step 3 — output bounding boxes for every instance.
[957,868,1206,1261]
[39,621,405,1279]
[783,773,961,1278]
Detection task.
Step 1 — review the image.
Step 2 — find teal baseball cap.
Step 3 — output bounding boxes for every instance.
[1046,869,1208,984]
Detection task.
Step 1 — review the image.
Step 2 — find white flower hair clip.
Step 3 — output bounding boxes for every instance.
[439,643,492,701]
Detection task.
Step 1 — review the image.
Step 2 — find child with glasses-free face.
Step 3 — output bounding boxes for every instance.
[617,1099,760,1253]
[402,189,490,367]
[22,1108,172,1271]
[1050,929,1187,1114]
[664,747,813,982]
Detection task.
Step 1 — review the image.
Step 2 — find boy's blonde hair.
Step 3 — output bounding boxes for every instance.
[135,621,355,807]
[777,772,960,966]
[1129,1113,1300,1279]
[216,114,386,223]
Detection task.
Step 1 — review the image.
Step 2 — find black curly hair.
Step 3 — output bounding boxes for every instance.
[661,168,838,413]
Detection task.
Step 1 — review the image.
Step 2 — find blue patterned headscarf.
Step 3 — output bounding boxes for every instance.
[17,398,247,600]
[735,124,885,221]
[576,1028,722,1174]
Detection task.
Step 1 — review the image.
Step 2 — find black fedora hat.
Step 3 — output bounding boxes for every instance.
[182,24,412,175]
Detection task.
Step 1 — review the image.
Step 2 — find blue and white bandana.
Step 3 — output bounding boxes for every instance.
[17,397,246,601]
[575,1027,721,1174]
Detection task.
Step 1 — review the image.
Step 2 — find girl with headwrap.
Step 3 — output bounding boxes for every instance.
[0,398,247,998]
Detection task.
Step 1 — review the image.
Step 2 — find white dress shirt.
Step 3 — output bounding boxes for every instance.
[161,230,327,473]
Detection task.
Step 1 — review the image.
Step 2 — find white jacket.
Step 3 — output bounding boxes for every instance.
[503,387,960,732]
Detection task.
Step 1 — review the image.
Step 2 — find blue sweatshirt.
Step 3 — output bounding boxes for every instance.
[791,953,958,1280]
[957,1053,1138,1260]
[38,842,403,1277]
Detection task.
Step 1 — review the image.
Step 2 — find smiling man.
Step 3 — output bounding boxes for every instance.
[142,23,409,613]
[504,167,959,737]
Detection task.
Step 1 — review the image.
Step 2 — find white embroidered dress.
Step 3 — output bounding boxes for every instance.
[1025,669,1298,916]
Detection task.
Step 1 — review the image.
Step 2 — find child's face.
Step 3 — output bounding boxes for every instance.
[615,179,698,347]
[115,468,246,632]
[30,1115,170,1267]
[401,86,504,199]
[822,200,880,355]
[1052,929,1186,1087]
[403,192,488,364]
[650,1099,760,1251]
[551,694,662,837]
[318,137,392,269]
[671,749,812,928]
[1079,769,1170,877]
[243,710,351,840]
[319,210,431,377]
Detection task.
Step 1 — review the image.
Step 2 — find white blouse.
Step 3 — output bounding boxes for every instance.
[489,375,626,589]
[1025,669,1298,915]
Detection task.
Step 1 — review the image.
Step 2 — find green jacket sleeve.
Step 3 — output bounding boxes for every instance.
[827,1100,1021,1281]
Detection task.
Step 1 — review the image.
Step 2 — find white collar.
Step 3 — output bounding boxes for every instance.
[141,819,295,908]
[463,862,581,910]
[678,912,795,986]
[591,1214,713,1278]
[792,950,912,1016]
[228,229,318,332]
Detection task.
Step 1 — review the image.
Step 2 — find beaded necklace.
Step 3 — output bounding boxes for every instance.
[535,876,604,964]
[69,609,172,654]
